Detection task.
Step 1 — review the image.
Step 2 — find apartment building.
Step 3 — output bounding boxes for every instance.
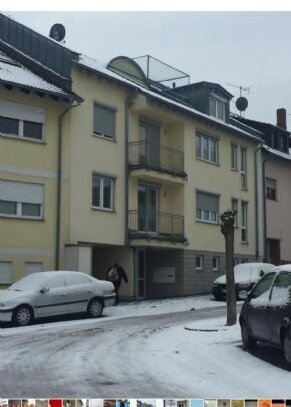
[0,14,263,298]
[235,109,291,265]
[0,43,79,288]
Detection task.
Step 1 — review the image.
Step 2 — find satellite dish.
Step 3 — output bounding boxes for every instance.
[236,96,248,112]
[49,24,66,42]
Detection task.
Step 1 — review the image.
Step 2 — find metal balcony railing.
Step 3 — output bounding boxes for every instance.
[128,141,186,178]
[128,210,185,242]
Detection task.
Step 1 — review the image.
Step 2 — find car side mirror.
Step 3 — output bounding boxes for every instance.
[238,290,249,300]
[40,286,49,294]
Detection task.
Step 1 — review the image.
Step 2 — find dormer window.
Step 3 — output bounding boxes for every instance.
[209,97,225,121]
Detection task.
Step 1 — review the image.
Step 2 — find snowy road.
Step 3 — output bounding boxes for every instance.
[0,298,290,398]
[0,306,225,398]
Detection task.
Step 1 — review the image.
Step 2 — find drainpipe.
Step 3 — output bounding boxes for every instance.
[254,142,263,261]
[262,153,272,262]
[55,102,82,270]
[124,94,130,246]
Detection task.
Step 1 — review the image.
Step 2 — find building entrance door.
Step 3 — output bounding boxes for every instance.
[136,249,146,299]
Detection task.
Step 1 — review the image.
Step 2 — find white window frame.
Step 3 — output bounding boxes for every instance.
[212,256,220,271]
[241,201,248,243]
[0,101,45,142]
[266,177,277,200]
[195,255,204,271]
[231,143,238,170]
[209,97,225,121]
[240,147,247,190]
[0,180,44,220]
[0,261,13,284]
[231,198,238,227]
[196,132,218,164]
[196,191,219,224]
[92,174,114,211]
[93,102,116,140]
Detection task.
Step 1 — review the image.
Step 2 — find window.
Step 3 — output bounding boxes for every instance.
[0,101,45,141]
[0,261,13,284]
[251,272,276,299]
[0,180,44,219]
[212,256,220,271]
[93,103,116,139]
[241,201,248,243]
[266,177,276,200]
[209,98,225,121]
[240,147,247,189]
[196,132,218,164]
[196,191,219,223]
[231,198,238,227]
[231,144,238,170]
[25,262,43,276]
[196,255,204,270]
[92,174,114,210]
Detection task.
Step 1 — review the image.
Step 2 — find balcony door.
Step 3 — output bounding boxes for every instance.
[138,184,159,233]
[139,121,160,169]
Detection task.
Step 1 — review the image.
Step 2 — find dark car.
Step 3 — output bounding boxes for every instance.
[239,265,291,368]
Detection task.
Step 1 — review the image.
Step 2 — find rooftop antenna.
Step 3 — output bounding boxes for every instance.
[227,83,250,116]
[49,24,66,43]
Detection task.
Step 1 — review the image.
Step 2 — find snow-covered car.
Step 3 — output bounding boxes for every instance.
[212,262,275,300]
[0,271,115,326]
[239,265,291,369]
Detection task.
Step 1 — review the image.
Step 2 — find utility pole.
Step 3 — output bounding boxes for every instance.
[221,210,237,325]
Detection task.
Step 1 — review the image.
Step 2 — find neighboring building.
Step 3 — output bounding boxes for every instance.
[234,109,291,265]
[0,14,263,298]
[0,40,79,288]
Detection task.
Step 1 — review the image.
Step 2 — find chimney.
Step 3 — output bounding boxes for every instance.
[277,108,287,129]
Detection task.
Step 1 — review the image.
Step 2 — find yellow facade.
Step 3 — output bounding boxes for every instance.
[0,88,69,286]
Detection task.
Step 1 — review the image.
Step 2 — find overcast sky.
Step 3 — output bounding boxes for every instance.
[8,11,291,129]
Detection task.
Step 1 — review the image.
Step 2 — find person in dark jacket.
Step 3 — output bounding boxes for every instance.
[106,262,128,305]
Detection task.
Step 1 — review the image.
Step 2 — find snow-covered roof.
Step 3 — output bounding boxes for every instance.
[0,50,71,98]
[76,54,262,143]
[263,144,291,161]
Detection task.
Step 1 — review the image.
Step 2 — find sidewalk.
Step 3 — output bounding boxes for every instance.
[111,293,225,318]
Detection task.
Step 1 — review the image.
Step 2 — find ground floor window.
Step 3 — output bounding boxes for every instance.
[0,261,13,284]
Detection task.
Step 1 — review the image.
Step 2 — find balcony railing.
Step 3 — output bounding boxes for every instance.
[128,210,186,242]
[128,141,186,178]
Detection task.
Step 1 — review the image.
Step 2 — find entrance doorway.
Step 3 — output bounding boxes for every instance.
[135,249,146,299]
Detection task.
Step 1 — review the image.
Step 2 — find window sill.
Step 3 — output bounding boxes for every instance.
[0,214,44,221]
[196,157,219,167]
[91,206,116,213]
[231,168,238,172]
[0,133,45,144]
[196,218,219,226]
[92,133,116,143]
[241,187,248,192]
[241,241,249,245]
[196,268,204,271]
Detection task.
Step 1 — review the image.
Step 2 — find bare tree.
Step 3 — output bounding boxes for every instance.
[221,210,237,325]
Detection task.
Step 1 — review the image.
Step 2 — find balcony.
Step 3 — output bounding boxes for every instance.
[128,141,187,181]
[128,210,186,243]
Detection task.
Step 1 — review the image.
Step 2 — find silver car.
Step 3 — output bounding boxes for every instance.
[0,271,116,326]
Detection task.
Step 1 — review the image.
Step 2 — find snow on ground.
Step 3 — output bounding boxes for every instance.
[0,294,225,335]
[140,316,291,398]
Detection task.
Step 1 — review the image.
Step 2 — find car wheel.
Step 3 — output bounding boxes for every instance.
[12,305,34,326]
[87,298,103,318]
[282,332,291,370]
[241,320,256,350]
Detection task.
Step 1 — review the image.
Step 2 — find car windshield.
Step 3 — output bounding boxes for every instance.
[8,273,46,291]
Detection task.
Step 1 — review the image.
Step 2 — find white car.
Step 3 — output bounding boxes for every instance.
[212,262,275,300]
[0,270,115,326]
